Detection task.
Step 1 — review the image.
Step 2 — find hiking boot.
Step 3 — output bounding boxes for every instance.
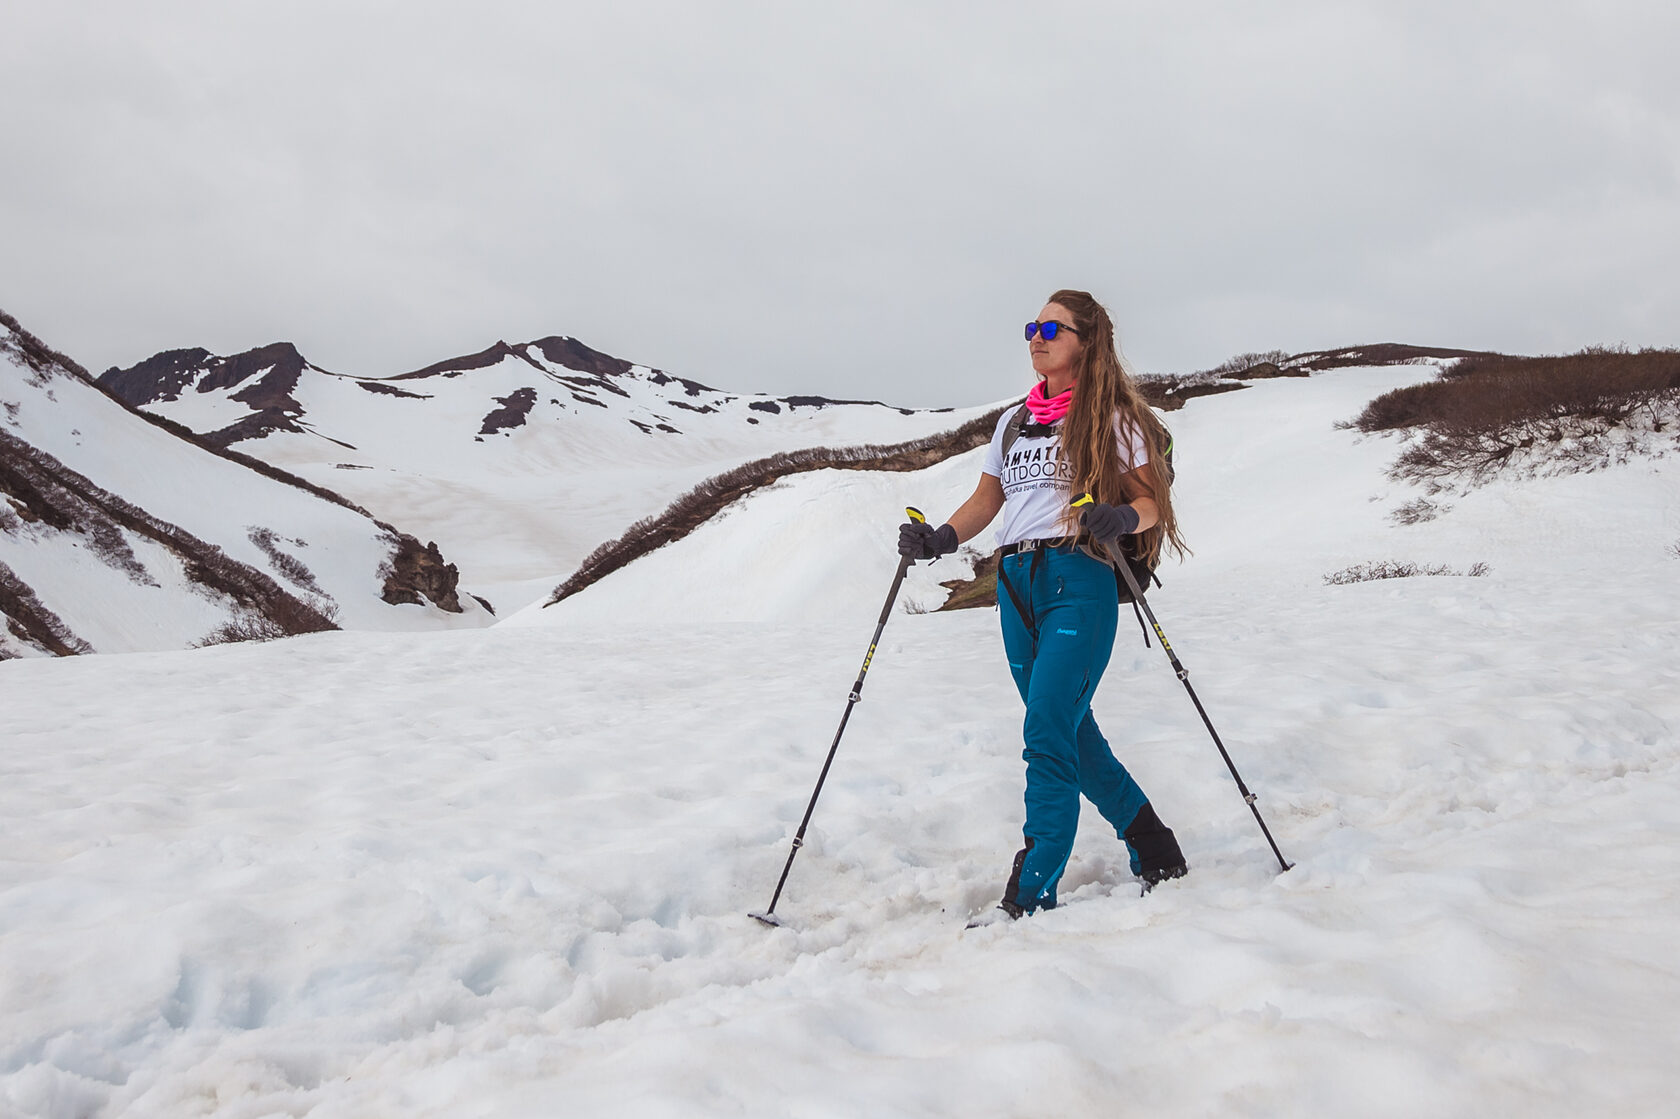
[1124,802,1187,887]
[965,900,1025,929]
[1140,862,1188,893]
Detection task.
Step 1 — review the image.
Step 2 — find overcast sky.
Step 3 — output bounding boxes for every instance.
[4,1,1676,408]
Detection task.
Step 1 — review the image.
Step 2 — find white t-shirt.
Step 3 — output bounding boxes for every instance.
[980,407,1149,548]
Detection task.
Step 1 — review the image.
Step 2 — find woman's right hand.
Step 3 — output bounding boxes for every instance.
[898,521,958,560]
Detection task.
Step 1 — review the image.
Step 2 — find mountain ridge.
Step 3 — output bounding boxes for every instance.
[1,308,483,657]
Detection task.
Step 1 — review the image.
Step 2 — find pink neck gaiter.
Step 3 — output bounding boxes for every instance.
[1025,381,1073,425]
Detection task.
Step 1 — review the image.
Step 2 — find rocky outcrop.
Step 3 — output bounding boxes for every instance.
[96,341,315,446]
[99,341,311,413]
[203,407,309,447]
[478,388,537,436]
[533,336,636,379]
[380,536,462,613]
[357,381,429,399]
[392,341,539,380]
[94,347,216,404]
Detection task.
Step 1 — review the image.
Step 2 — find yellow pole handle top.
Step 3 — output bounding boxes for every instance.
[1071,493,1094,510]
[905,506,927,524]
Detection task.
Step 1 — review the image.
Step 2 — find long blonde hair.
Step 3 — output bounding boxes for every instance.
[1047,289,1187,566]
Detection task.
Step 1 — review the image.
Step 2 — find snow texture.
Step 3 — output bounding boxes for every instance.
[3,369,1678,1116]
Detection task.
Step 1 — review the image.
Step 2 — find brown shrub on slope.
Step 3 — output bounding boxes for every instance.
[1351,348,1680,485]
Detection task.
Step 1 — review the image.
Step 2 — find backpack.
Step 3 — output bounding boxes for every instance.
[998,401,1174,606]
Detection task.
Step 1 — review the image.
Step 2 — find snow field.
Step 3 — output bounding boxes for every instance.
[4,551,1679,1116]
[5,367,1679,1115]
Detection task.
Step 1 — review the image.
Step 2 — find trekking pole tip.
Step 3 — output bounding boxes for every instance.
[748,911,785,927]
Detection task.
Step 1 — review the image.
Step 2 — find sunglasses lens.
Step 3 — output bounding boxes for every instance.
[1040,321,1059,341]
[1024,322,1038,340]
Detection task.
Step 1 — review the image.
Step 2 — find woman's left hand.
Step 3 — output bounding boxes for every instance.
[1080,502,1140,543]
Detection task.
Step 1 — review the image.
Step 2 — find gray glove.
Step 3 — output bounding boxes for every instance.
[898,521,958,561]
[1080,502,1140,544]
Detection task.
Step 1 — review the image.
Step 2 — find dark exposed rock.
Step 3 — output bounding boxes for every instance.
[357,381,430,398]
[207,342,307,405]
[937,550,1001,612]
[203,407,309,447]
[394,341,533,380]
[748,400,782,414]
[553,372,631,399]
[533,336,635,378]
[96,347,215,404]
[646,369,718,397]
[99,341,312,417]
[479,387,537,436]
[785,394,889,409]
[380,537,462,613]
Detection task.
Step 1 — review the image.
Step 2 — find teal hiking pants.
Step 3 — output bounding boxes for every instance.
[997,546,1153,912]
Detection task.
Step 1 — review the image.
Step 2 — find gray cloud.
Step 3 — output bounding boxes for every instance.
[4,0,1676,408]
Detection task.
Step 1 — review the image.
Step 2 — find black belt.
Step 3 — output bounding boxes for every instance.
[997,534,1093,557]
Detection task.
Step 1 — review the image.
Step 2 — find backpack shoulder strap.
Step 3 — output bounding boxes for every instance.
[998,402,1033,463]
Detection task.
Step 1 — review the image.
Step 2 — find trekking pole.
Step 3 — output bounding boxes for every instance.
[750,507,927,927]
[1073,494,1292,874]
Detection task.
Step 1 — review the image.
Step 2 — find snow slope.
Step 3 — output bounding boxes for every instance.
[101,339,996,613]
[1,316,486,656]
[515,362,1471,624]
[3,368,1679,1116]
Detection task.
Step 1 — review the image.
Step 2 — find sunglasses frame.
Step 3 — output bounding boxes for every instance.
[1025,320,1080,341]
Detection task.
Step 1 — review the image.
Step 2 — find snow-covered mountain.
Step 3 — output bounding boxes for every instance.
[0,310,487,657]
[98,337,996,612]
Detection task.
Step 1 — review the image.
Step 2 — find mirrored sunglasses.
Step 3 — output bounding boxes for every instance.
[1025,320,1079,341]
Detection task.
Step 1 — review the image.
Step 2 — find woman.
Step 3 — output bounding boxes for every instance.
[899,289,1189,922]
